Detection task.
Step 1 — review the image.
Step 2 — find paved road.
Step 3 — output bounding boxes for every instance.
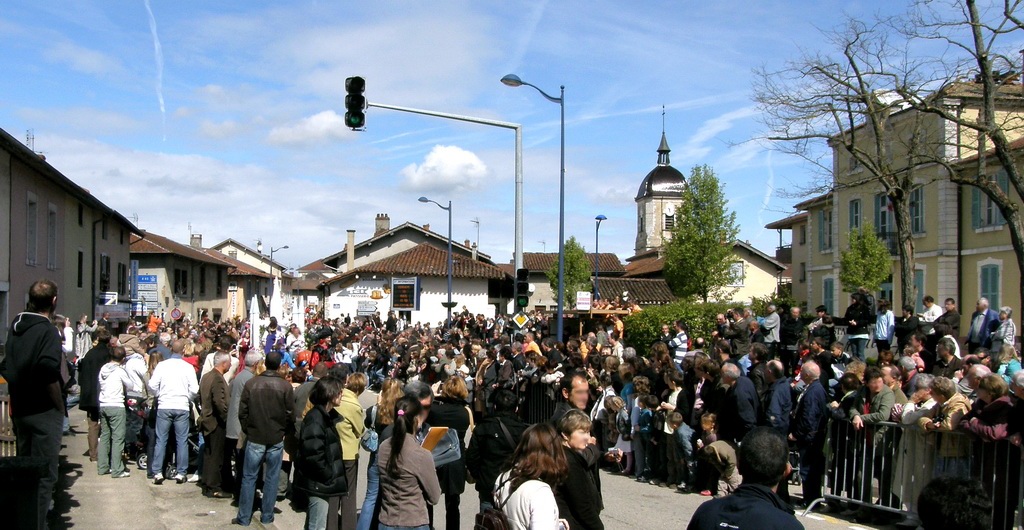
[52,395,893,530]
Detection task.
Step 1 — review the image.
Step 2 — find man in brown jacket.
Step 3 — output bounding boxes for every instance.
[199,351,231,498]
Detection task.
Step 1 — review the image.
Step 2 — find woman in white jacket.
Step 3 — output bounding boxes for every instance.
[493,423,570,530]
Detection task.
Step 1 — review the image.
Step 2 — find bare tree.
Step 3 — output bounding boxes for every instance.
[753,18,928,308]
[895,0,1024,318]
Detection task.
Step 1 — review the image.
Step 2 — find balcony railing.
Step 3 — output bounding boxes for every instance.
[775,245,792,264]
[876,231,899,256]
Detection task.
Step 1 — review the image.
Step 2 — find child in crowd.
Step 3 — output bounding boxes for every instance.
[635,394,657,482]
[693,413,719,495]
[665,411,697,492]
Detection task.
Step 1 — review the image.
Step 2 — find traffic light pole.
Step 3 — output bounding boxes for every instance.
[365,101,525,276]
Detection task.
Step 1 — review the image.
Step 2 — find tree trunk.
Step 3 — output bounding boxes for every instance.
[1004,211,1024,323]
[890,193,917,310]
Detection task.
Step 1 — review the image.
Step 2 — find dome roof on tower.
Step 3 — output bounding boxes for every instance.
[635,132,686,201]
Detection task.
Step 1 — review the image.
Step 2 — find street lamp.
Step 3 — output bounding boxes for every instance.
[419,196,454,327]
[270,245,289,276]
[502,73,565,340]
[594,215,607,300]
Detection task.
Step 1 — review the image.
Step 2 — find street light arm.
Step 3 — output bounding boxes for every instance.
[519,81,563,104]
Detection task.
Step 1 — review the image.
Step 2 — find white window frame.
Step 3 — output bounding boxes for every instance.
[910,187,925,234]
[729,261,745,287]
[849,199,861,231]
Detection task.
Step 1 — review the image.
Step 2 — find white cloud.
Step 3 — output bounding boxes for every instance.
[266,111,351,146]
[677,106,760,163]
[43,41,123,76]
[199,119,242,139]
[401,145,489,193]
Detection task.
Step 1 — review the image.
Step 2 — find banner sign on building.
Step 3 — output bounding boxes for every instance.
[391,277,420,311]
[576,291,592,311]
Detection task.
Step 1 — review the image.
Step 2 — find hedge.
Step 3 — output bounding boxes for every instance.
[623,300,733,353]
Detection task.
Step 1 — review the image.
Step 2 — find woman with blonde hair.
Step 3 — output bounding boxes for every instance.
[992,344,1021,384]
[356,379,402,530]
[493,423,570,530]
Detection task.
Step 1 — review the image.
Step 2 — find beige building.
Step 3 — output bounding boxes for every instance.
[766,81,1024,319]
[130,232,232,322]
[1,127,138,346]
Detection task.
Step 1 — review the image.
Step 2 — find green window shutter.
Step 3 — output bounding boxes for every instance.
[997,170,1009,225]
[971,186,981,229]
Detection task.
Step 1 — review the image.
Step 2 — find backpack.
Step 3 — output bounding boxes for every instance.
[616,408,632,441]
[475,476,514,530]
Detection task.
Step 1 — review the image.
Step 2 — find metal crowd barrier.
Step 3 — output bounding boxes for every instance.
[520,380,557,424]
[804,418,1023,530]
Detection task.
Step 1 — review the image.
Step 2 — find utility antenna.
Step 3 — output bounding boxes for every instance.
[661,105,666,133]
[538,240,546,253]
[26,130,35,151]
[470,217,480,246]
[131,213,140,226]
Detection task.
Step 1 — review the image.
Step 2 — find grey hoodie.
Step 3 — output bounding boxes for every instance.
[98,362,137,408]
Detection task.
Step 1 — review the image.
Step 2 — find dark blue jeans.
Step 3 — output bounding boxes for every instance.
[235,441,284,525]
[153,408,190,477]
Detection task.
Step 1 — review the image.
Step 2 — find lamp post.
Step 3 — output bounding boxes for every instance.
[419,196,454,327]
[502,73,565,340]
[269,245,289,276]
[594,215,606,300]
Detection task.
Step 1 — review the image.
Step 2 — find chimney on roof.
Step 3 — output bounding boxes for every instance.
[464,239,471,247]
[190,234,203,249]
[472,243,478,261]
[423,223,430,232]
[374,213,390,236]
[346,230,356,271]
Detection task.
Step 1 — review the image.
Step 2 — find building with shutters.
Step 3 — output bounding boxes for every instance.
[765,81,1024,317]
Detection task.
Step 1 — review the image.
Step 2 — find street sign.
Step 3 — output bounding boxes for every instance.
[391,277,420,310]
[99,292,118,305]
[576,291,592,311]
[170,308,183,321]
[511,311,530,329]
[357,300,377,316]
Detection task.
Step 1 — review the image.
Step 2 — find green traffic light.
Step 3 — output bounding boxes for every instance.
[345,112,365,129]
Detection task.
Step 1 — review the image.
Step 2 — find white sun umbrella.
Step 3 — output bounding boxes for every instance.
[249,289,266,350]
[269,276,285,329]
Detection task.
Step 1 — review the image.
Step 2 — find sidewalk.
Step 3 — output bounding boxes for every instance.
[54,407,307,529]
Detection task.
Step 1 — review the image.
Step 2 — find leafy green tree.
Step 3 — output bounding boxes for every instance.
[663,165,740,303]
[839,224,891,293]
[546,236,592,307]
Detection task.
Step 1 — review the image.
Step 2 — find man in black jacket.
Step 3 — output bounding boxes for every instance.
[465,389,528,511]
[717,363,759,445]
[687,427,802,530]
[0,280,67,527]
[234,351,294,526]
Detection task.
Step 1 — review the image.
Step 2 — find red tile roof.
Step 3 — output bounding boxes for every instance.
[598,278,676,305]
[130,232,228,266]
[764,212,809,230]
[522,252,624,274]
[324,244,509,285]
[623,256,665,278]
[204,249,272,278]
[299,259,330,272]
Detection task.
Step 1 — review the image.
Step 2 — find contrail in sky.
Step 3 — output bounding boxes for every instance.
[143,0,165,140]
[759,150,775,229]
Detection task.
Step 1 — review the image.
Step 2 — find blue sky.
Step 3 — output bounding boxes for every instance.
[1,1,897,269]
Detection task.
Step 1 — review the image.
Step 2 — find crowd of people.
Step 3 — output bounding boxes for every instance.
[1,277,1020,530]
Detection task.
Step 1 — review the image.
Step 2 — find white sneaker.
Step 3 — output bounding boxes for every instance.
[153,473,165,484]
[173,473,187,484]
[187,473,200,483]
